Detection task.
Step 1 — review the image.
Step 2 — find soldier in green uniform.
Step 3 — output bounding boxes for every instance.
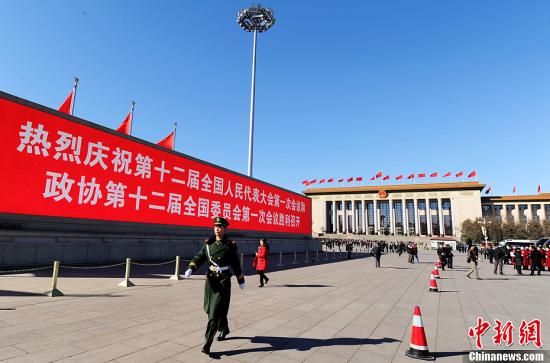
[184,217,245,355]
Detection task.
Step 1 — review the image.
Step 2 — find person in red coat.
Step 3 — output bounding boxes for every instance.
[254,238,270,287]
[546,248,550,271]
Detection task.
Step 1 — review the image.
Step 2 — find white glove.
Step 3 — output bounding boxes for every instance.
[184,268,193,279]
[239,282,246,290]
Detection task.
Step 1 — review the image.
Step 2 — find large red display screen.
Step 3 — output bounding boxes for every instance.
[0,93,311,235]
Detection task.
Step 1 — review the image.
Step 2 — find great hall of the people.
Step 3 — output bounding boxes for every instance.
[304,182,550,240]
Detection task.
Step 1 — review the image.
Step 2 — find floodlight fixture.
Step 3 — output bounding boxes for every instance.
[237,4,276,177]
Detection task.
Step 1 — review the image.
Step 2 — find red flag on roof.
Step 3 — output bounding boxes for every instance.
[156,122,177,150]
[347,177,353,182]
[338,178,344,183]
[310,179,317,184]
[407,173,414,179]
[58,91,74,115]
[396,174,403,180]
[538,184,541,193]
[430,172,438,178]
[301,180,308,185]
[58,77,79,115]
[485,186,492,194]
[467,170,477,178]
[370,176,375,181]
[443,171,451,177]
[383,175,390,181]
[319,179,326,184]
[156,130,175,150]
[418,173,426,178]
[356,177,363,181]
[327,178,334,183]
[513,185,516,193]
[375,171,383,178]
[456,171,464,177]
[116,102,135,135]
[116,112,132,135]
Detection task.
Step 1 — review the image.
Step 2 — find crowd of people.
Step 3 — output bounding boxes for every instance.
[320,238,442,267]
[472,244,550,276]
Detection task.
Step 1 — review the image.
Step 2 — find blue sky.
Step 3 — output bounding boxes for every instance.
[1,1,549,196]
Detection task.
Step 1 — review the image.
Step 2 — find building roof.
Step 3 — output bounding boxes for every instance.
[481,193,550,203]
[303,182,486,196]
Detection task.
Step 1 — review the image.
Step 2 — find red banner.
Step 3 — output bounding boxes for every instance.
[0,94,311,235]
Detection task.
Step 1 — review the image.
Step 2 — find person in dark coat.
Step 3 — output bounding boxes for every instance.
[465,245,480,279]
[513,248,523,275]
[254,238,270,287]
[493,245,505,275]
[373,243,382,268]
[184,217,245,355]
[529,245,543,276]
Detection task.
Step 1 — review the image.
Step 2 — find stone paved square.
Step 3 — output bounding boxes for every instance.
[1,251,549,362]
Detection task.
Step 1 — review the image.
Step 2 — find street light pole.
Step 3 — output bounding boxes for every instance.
[237,5,275,178]
[247,29,258,177]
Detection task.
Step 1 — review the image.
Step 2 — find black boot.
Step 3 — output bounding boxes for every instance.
[217,328,230,341]
[201,343,211,355]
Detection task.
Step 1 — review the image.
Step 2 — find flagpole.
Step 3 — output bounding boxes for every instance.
[71,77,79,115]
[173,122,178,150]
[130,101,136,135]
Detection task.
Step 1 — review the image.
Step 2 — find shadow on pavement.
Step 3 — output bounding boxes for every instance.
[276,284,332,288]
[434,351,468,358]
[212,336,400,358]
[0,290,46,297]
[380,267,414,270]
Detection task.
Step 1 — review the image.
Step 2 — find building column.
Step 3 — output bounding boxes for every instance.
[374,199,379,235]
[413,199,419,235]
[387,199,393,235]
[450,199,456,236]
[426,198,432,236]
[438,198,444,236]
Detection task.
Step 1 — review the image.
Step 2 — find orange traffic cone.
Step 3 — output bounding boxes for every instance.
[432,267,440,279]
[436,260,442,268]
[405,306,435,360]
[429,273,439,292]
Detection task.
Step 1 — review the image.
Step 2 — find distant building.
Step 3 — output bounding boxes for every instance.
[304,182,550,239]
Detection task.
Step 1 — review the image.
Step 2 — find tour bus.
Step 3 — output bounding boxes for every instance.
[498,239,536,249]
[536,237,550,248]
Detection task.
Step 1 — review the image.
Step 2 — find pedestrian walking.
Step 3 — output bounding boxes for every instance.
[373,243,382,268]
[254,238,270,287]
[465,245,480,279]
[529,245,543,276]
[514,247,523,275]
[493,245,505,275]
[184,217,245,355]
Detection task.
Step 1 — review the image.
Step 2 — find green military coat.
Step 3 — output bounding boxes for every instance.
[189,235,245,319]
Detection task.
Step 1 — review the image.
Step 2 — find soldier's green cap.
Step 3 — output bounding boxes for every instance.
[214,216,229,227]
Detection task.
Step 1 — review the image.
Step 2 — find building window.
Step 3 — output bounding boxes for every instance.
[519,204,528,224]
[531,204,540,222]
[394,201,403,235]
[506,205,515,223]
[379,201,390,235]
[406,200,416,235]
[546,205,550,222]
[367,201,375,234]
[418,200,427,235]
[442,199,453,236]
[430,199,440,236]
[482,205,492,219]
[493,205,503,223]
